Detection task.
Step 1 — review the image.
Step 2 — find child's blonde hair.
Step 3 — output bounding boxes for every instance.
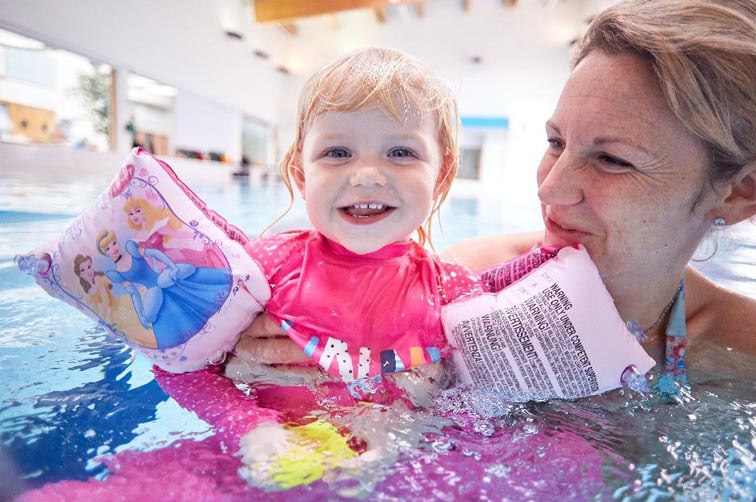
[276,47,460,247]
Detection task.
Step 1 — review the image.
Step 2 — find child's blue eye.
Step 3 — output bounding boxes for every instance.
[388,147,415,158]
[325,148,350,158]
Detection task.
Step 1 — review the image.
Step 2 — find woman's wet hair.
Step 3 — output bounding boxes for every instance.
[572,0,756,187]
[273,47,460,247]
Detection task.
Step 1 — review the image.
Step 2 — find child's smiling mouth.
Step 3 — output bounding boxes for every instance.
[339,202,396,222]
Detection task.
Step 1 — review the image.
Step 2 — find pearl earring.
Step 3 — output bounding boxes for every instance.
[713,217,726,227]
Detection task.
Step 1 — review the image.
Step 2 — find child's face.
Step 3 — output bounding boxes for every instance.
[295,105,443,254]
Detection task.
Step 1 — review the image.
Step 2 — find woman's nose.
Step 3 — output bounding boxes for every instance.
[350,161,387,187]
[536,151,584,206]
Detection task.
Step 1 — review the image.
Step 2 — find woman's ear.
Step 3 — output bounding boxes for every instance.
[710,161,756,225]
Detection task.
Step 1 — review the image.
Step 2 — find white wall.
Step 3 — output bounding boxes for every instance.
[0,141,236,186]
[173,91,241,159]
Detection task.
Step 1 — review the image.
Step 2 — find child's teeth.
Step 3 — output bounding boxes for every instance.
[353,203,384,210]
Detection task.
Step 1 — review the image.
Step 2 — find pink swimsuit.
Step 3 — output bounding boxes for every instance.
[245,230,483,384]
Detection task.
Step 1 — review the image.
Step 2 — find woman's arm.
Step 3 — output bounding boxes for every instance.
[441,231,543,272]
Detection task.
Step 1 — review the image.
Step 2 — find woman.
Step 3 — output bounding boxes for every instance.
[232,0,756,382]
[446,0,756,381]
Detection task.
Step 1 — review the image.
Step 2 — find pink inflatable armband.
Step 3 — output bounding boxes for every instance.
[480,245,560,292]
[16,147,270,372]
[442,245,655,401]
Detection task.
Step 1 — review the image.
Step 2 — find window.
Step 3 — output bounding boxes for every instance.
[126,74,176,156]
[458,147,482,180]
[242,115,273,168]
[0,28,113,151]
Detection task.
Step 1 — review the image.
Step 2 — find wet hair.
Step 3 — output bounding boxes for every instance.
[274,47,460,247]
[572,0,756,187]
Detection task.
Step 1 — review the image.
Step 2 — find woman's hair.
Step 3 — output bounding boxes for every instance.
[123,197,182,238]
[572,0,756,187]
[73,254,104,294]
[274,47,460,247]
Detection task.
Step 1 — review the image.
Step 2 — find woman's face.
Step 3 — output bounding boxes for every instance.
[537,51,718,289]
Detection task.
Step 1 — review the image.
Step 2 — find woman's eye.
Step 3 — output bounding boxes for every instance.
[546,137,565,150]
[388,147,415,158]
[598,154,633,169]
[325,148,350,158]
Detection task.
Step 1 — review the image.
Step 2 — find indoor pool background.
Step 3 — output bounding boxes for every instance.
[1,158,755,501]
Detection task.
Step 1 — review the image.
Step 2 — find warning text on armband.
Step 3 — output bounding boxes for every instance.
[451,281,599,399]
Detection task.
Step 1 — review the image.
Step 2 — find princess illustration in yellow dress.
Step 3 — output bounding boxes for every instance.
[73,253,157,348]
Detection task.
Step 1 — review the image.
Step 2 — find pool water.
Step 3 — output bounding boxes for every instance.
[1,163,755,501]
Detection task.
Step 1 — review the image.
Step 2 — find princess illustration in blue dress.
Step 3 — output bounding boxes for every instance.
[96,229,232,350]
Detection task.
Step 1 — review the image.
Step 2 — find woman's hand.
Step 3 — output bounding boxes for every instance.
[226,313,327,385]
[232,313,309,365]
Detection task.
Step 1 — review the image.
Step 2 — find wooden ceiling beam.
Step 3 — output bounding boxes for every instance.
[503,0,517,6]
[463,0,472,13]
[254,0,424,23]
[415,2,425,17]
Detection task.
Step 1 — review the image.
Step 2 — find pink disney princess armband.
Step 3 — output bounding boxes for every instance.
[17,148,270,373]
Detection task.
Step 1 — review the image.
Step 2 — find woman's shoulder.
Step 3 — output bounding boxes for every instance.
[685,266,756,355]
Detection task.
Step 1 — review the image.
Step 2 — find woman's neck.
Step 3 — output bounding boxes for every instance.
[606,273,684,335]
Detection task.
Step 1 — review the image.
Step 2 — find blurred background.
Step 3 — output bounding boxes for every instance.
[0,0,619,209]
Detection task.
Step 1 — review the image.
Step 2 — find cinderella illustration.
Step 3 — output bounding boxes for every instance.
[96,229,232,350]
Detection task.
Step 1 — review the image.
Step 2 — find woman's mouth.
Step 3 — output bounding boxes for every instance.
[544,217,590,245]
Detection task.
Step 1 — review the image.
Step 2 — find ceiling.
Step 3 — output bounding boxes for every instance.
[222,0,595,75]
[0,0,615,125]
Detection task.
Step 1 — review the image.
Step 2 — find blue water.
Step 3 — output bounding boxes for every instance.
[1,168,755,501]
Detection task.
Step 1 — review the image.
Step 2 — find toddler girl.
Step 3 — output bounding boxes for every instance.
[243,47,483,398]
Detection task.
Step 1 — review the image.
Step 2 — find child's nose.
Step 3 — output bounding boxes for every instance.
[350,163,387,187]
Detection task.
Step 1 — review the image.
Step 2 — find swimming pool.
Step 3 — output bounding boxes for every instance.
[1,158,755,501]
